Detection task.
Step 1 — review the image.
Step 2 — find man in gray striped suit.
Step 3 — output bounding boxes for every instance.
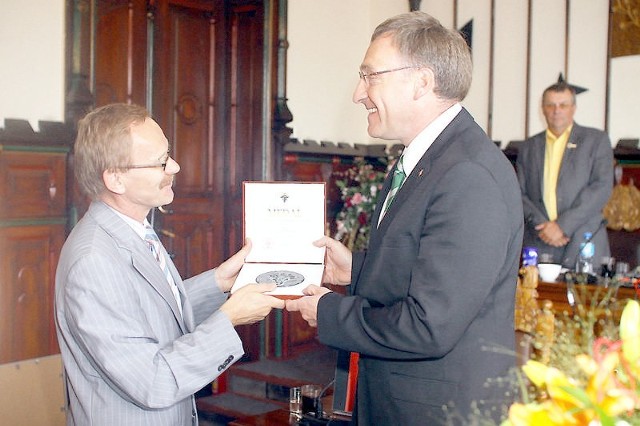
[55,103,284,425]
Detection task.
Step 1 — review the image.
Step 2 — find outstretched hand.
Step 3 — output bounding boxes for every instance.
[285,285,332,327]
[220,283,285,326]
[313,236,352,286]
[215,239,252,293]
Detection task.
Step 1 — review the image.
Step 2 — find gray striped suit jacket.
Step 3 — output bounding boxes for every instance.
[55,201,244,425]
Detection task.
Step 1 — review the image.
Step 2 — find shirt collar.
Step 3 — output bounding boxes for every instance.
[105,204,149,240]
[401,103,462,176]
[546,124,573,143]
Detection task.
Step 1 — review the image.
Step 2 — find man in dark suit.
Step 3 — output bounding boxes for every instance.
[286,11,523,425]
[517,81,613,269]
[55,103,284,425]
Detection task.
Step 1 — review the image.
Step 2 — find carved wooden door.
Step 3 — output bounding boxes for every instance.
[92,0,270,360]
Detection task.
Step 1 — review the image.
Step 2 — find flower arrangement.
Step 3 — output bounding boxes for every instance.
[333,157,392,251]
[503,288,640,425]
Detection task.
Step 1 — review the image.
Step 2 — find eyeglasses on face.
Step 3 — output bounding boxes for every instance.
[543,103,574,110]
[119,154,171,171]
[358,66,418,85]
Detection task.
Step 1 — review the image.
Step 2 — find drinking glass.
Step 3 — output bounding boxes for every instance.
[301,384,323,417]
[616,261,629,277]
[289,386,301,415]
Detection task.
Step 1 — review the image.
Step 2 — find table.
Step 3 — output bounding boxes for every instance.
[537,280,638,315]
[228,409,295,426]
[229,395,351,426]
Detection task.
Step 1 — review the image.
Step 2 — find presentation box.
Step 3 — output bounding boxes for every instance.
[231,181,326,298]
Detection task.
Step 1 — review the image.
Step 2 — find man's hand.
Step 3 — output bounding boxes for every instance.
[219,283,285,326]
[285,285,332,327]
[215,239,252,293]
[313,236,352,286]
[535,221,570,247]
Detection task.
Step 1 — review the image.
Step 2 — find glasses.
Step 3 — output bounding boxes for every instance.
[358,66,417,85]
[120,154,171,171]
[543,103,574,110]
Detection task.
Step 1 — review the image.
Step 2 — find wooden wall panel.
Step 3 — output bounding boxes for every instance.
[227,4,265,253]
[0,224,63,364]
[165,5,216,194]
[150,2,224,282]
[0,151,66,219]
[94,0,148,106]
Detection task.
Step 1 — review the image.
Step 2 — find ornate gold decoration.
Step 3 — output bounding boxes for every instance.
[515,265,540,334]
[603,173,640,231]
[612,0,640,57]
[614,0,640,30]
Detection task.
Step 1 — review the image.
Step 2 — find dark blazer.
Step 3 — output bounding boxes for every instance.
[516,123,613,268]
[55,201,244,425]
[317,109,524,425]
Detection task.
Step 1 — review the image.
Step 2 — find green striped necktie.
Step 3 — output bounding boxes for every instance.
[384,156,406,213]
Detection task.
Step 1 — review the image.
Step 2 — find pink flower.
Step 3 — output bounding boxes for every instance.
[351,193,364,205]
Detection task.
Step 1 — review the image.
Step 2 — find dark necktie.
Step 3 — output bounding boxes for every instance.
[384,156,406,213]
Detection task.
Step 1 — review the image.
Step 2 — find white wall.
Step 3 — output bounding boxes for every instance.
[287,0,639,147]
[0,1,637,145]
[286,0,407,145]
[610,55,640,143]
[0,0,65,131]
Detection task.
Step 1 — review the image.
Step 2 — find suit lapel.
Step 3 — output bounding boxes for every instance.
[90,202,190,334]
[373,109,466,237]
[557,125,581,184]
[523,133,546,200]
[131,254,190,334]
[163,248,196,331]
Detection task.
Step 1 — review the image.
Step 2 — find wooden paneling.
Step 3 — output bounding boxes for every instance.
[89,0,281,361]
[537,280,638,316]
[157,2,216,194]
[0,151,66,219]
[0,140,70,365]
[0,225,63,363]
[94,0,148,106]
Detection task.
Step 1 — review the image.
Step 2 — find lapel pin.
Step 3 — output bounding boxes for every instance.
[418,169,424,177]
[567,143,577,149]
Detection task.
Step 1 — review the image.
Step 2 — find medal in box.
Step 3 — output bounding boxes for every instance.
[231,181,326,298]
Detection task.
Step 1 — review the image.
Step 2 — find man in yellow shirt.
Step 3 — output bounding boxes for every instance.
[517,81,613,269]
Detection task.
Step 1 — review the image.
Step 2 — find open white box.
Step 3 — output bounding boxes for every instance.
[231,181,326,298]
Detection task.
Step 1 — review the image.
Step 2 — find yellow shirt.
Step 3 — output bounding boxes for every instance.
[543,125,572,221]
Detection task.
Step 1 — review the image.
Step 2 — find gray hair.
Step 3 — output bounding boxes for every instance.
[372,11,472,101]
[74,103,149,199]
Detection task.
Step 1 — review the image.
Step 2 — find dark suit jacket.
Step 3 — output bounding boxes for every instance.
[516,123,613,268]
[317,109,524,425]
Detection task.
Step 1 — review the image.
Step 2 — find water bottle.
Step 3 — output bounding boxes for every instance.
[576,232,595,274]
[522,246,538,267]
